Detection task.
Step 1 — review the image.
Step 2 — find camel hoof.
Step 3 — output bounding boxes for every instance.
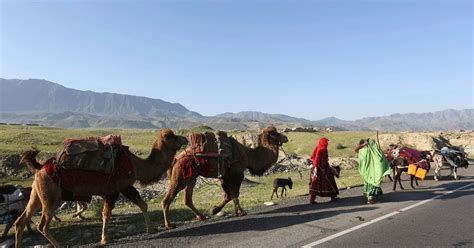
[236,211,247,217]
[196,215,206,221]
[100,239,109,246]
[164,224,176,230]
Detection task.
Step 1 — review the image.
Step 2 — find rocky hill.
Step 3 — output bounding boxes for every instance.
[0,78,472,131]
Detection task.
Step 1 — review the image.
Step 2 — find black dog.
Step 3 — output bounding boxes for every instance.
[271,177,293,200]
[0,185,33,241]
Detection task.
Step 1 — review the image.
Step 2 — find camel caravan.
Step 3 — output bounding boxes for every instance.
[6,126,288,247]
[2,126,470,247]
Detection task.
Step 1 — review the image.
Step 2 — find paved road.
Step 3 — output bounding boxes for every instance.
[109,165,474,248]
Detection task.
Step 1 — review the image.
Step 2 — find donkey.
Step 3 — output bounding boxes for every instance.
[431,149,469,181]
[271,178,293,200]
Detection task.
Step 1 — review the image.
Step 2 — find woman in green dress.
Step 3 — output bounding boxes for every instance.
[354,139,391,204]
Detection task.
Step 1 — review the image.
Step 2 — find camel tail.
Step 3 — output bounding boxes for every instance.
[20,148,43,173]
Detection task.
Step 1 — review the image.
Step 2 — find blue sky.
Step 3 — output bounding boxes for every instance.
[0,0,472,120]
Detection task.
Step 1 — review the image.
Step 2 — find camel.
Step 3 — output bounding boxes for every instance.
[14,129,187,247]
[161,126,288,229]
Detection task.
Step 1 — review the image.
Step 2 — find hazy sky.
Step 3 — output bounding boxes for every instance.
[1,0,472,120]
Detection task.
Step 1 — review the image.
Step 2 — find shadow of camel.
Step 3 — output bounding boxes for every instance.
[121,205,377,242]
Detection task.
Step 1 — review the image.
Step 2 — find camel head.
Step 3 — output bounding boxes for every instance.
[20,147,40,165]
[20,147,43,173]
[157,128,188,150]
[258,126,288,147]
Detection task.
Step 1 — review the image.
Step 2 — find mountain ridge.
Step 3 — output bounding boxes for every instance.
[1,78,472,131]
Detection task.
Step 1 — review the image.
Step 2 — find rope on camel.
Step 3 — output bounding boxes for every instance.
[279,147,303,179]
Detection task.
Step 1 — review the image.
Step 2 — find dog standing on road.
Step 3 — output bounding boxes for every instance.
[271,177,293,200]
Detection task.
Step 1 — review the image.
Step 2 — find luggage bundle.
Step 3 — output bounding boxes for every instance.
[57,134,123,174]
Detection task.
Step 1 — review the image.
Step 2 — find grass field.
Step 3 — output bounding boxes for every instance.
[0,125,368,244]
[0,125,375,158]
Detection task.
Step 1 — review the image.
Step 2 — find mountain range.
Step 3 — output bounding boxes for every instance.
[1,78,472,131]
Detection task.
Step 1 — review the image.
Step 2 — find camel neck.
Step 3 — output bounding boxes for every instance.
[246,144,279,176]
[133,141,176,185]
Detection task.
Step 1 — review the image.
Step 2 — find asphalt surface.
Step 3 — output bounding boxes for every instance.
[107,164,474,248]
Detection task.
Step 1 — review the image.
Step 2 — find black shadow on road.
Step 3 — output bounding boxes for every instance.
[145,206,377,240]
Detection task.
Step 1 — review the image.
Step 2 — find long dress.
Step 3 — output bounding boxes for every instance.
[309,139,339,201]
[357,139,391,199]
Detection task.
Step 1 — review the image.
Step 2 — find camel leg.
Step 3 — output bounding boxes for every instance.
[162,168,188,230]
[37,214,46,235]
[183,177,206,221]
[72,201,88,220]
[38,209,60,248]
[211,179,232,215]
[230,173,246,217]
[15,186,41,248]
[121,186,156,234]
[100,194,118,246]
[230,187,246,217]
[52,215,61,222]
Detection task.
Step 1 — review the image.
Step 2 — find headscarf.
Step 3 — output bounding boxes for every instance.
[310,137,329,168]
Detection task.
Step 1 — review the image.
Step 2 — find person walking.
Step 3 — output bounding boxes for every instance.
[354,139,391,204]
[309,137,339,204]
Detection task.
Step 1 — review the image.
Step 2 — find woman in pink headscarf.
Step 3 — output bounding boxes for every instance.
[309,137,339,204]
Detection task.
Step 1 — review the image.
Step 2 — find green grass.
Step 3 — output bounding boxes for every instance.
[0,125,160,158]
[0,177,34,187]
[282,131,377,158]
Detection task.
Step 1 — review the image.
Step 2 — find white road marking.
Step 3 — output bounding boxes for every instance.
[302,182,474,248]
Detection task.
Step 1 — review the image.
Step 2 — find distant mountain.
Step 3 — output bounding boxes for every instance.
[0,78,472,131]
[0,78,202,119]
[215,111,312,123]
[354,109,474,131]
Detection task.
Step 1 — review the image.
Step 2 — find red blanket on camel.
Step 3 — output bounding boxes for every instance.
[44,146,134,198]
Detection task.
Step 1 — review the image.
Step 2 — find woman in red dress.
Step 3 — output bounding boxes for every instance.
[309,137,339,204]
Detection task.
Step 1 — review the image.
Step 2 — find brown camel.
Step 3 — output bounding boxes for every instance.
[161,126,288,229]
[14,129,187,247]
